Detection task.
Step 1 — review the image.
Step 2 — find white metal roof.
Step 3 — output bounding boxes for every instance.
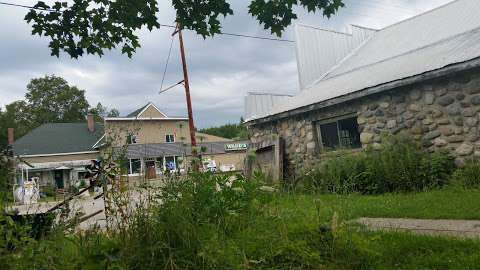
[244,92,293,122]
[248,0,480,122]
[295,24,376,90]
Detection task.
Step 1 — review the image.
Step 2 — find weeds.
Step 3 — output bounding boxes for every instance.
[300,134,456,194]
[453,158,480,188]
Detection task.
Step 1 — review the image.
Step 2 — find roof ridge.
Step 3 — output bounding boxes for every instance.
[320,26,480,83]
[308,31,376,88]
[295,23,352,36]
[378,0,460,31]
[247,92,294,97]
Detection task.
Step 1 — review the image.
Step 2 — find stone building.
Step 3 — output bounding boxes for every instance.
[245,0,480,180]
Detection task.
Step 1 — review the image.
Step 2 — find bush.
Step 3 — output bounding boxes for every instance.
[2,173,375,269]
[301,135,455,194]
[453,158,480,188]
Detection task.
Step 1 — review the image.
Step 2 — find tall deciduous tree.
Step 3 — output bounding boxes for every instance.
[1,101,34,141]
[107,108,120,117]
[89,102,120,122]
[24,0,345,58]
[26,75,90,124]
[1,76,96,143]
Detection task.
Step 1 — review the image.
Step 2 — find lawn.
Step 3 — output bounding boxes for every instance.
[3,182,480,269]
[275,188,480,221]
[256,188,480,269]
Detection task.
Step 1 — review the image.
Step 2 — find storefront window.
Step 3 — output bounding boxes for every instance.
[130,159,142,174]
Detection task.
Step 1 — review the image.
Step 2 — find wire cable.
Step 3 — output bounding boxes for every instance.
[0,2,295,43]
[159,35,175,93]
[160,23,294,42]
[0,1,55,12]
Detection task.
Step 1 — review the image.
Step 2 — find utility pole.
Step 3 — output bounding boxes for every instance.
[172,24,199,168]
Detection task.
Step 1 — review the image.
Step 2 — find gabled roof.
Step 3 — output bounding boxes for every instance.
[248,0,480,122]
[106,102,187,121]
[124,102,167,118]
[125,103,150,118]
[295,24,376,90]
[13,123,104,156]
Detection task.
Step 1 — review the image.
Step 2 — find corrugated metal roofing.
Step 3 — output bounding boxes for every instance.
[323,0,480,80]
[244,92,293,122]
[295,24,376,90]
[248,0,480,122]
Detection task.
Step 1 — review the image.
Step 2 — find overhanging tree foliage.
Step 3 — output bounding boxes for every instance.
[24,0,345,58]
[89,102,120,122]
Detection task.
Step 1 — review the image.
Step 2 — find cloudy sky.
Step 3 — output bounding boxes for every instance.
[0,0,452,128]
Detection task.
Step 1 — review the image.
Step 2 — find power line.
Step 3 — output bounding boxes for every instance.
[160,23,294,42]
[0,2,295,43]
[0,1,55,12]
[159,36,175,93]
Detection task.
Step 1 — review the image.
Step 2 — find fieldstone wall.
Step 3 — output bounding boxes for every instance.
[248,70,480,178]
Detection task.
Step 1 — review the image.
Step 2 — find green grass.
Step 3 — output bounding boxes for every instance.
[276,188,480,221]
[38,196,57,202]
[352,231,480,269]
[3,179,480,269]
[262,189,480,269]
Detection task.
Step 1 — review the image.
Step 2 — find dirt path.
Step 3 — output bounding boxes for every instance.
[357,218,480,239]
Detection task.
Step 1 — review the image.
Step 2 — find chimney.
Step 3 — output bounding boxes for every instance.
[7,128,14,145]
[87,114,95,133]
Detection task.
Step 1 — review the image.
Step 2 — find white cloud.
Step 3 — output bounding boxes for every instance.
[0,0,454,127]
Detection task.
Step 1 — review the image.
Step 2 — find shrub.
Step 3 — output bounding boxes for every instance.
[301,134,455,194]
[1,172,375,269]
[42,185,56,197]
[453,158,480,188]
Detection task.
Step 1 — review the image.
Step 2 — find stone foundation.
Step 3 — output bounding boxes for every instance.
[248,69,480,178]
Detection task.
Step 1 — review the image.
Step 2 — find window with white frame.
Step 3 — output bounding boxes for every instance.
[165,134,175,143]
[127,134,138,144]
[129,159,142,175]
[316,116,361,151]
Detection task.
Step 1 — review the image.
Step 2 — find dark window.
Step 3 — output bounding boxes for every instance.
[78,172,88,180]
[165,134,175,143]
[130,159,141,174]
[127,134,138,144]
[317,117,361,150]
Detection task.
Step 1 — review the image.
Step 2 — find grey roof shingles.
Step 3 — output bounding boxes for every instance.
[125,103,149,118]
[120,141,249,159]
[13,123,104,156]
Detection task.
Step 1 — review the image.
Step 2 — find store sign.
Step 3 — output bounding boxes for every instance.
[225,143,248,151]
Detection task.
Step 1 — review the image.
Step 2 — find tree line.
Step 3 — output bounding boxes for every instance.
[199,118,248,140]
[0,75,118,149]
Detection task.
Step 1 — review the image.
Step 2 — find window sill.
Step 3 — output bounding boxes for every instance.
[318,147,363,158]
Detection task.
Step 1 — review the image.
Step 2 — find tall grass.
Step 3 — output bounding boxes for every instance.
[453,158,480,188]
[1,173,374,269]
[300,135,456,194]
